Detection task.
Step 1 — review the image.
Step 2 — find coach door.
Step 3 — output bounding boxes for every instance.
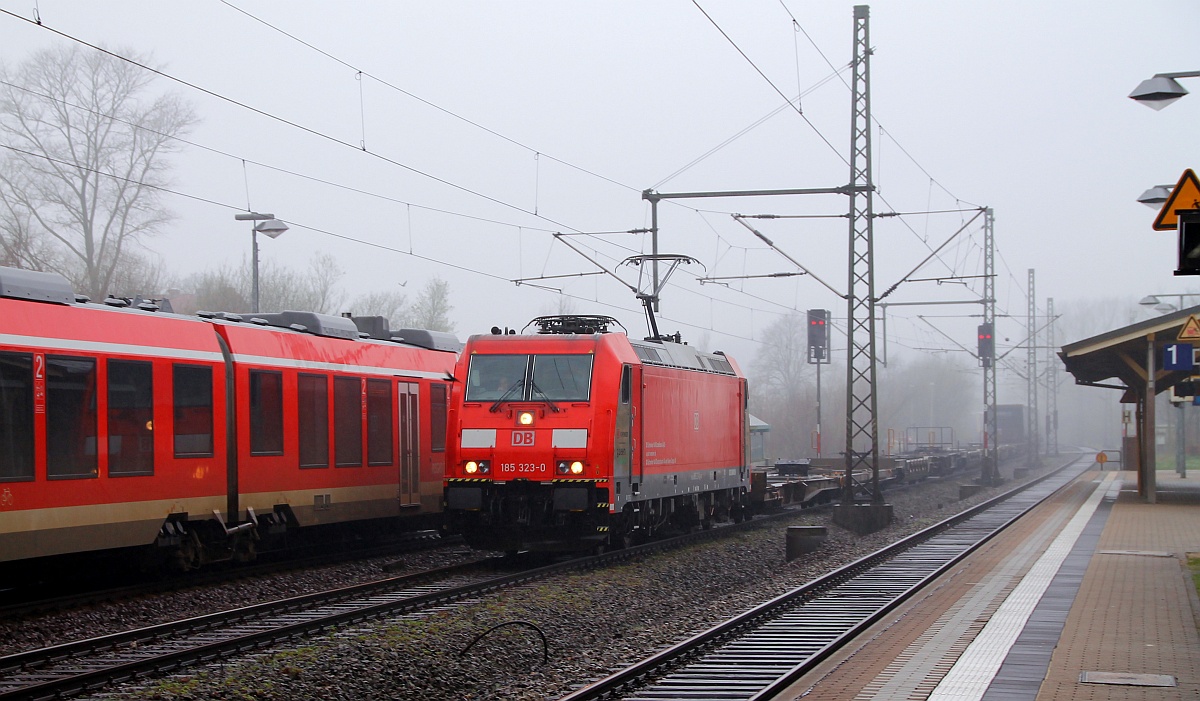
[398,382,419,507]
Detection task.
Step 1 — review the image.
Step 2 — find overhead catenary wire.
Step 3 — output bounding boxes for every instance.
[216,0,640,197]
[0,14,815,332]
[0,5,1011,359]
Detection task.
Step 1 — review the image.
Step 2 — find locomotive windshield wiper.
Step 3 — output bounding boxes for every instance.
[528,381,561,412]
[489,379,525,412]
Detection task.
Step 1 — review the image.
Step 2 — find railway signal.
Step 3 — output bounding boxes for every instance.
[807,309,829,363]
[977,322,994,367]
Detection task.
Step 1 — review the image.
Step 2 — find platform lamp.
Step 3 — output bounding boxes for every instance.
[1137,184,1173,208]
[1129,71,1200,110]
[234,212,289,313]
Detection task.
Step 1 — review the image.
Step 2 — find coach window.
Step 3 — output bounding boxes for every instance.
[107,359,154,476]
[173,364,214,457]
[334,376,363,467]
[366,379,393,465]
[45,355,98,479]
[430,383,447,453]
[249,370,284,456]
[0,352,34,481]
[298,373,329,468]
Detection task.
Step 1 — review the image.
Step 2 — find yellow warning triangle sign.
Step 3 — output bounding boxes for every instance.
[1154,169,1200,231]
[1179,315,1200,341]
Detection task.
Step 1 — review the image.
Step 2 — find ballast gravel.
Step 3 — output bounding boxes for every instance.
[10,468,1054,701]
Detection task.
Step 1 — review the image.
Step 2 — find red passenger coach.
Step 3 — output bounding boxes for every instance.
[443,316,750,553]
[0,266,458,574]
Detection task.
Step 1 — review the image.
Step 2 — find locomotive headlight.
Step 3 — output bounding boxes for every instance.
[569,461,584,475]
[517,411,535,426]
[465,460,490,475]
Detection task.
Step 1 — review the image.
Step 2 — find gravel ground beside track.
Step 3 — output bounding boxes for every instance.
[0,549,482,659]
[74,470,1049,701]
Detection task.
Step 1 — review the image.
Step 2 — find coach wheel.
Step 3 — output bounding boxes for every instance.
[232,537,257,564]
[174,537,201,572]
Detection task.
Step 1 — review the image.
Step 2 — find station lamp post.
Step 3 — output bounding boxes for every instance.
[1129,71,1200,110]
[234,212,288,313]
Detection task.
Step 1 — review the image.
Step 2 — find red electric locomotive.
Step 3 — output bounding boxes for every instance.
[443,315,750,553]
[0,266,458,574]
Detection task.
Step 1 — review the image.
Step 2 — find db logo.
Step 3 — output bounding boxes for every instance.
[512,431,535,446]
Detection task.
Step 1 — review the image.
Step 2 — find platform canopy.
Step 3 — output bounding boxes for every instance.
[1059,304,1200,402]
[1059,304,1200,504]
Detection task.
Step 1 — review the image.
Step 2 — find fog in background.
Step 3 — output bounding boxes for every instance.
[1,1,1195,457]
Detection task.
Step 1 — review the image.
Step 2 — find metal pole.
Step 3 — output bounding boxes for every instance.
[843,4,881,504]
[982,209,998,483]
[251,225,260,314]
[1026,269,1038,468]
[651,196,659,314]
[815,360,822,458]
[1177,401,1186,477]
[1146,334,1157,504]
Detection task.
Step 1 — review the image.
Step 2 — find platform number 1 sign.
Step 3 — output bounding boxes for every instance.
[1163,343,1194,372]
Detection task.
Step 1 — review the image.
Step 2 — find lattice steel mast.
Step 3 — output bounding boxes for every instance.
[1026,269,1040,467]
[842,5,882,504]
[982,208,999,483]
[1045,297,1058,456]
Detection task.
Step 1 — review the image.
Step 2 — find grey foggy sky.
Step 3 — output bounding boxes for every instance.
[1,0,1196,368]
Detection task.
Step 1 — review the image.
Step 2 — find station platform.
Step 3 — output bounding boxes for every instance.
[774,464,1200,700]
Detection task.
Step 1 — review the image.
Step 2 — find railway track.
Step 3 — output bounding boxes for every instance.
[559,456,1087,701]
[0,530,455,621]
[0,558,503,701]
[0,498,820,701]
[0,459,1024,701]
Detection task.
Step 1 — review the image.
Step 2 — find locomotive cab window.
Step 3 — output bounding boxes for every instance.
[107,359,153,476]
[46,355,98,479]
[531,354,592,401]
[465,354,592,403]
[173,364,213,458]
[249,370,284,456]
[0,351,34,482]
[465,354,528,402]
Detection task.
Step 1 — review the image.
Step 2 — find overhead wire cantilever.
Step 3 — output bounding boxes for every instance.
[731,215,845,298]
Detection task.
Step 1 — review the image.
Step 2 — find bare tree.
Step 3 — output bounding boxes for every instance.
[349,288,409,328]
[0,45,196,299]
[174,253,346,316]
[409,278,455,332]
[748,313,817,459]
[260,252,345,314]
[751,313,809,398]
